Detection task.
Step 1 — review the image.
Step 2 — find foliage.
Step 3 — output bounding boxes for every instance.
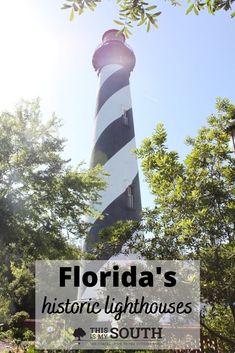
[94,220,140,258]
[133,98,235,346]
[0,311,34,350]
[203,304,235,352]
[0,99,105,339]
[7,264,35,318]
[0,99,105,263]
[61,0,235,37]
[94,98,235,350]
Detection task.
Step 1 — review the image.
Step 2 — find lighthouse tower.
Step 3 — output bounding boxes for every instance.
[85,29,142,258]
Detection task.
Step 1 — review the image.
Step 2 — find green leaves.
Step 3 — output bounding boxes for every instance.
[0,99,106,337]
[186,3,194,14]
[61,4,72,9]
[186,0,235,17]
[113,20,126,25]
[61,0,235,33]
[0,99,105,262]
[62,0,100,20]
[69,8,75,20]
[115,0,162,32]
[145,5,157,10]
[135,99,235,338]
[132,100,235,350]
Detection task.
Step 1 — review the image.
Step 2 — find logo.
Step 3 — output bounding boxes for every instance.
[73,327,86,343]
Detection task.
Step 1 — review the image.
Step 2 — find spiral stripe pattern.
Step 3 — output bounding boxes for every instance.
[86,33,142,258]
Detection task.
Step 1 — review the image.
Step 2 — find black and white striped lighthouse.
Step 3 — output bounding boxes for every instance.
[85,29,142,258]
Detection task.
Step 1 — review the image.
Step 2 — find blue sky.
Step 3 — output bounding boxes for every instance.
[0,0,234,207]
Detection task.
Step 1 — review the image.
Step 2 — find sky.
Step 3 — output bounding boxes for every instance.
[0,0,234,208]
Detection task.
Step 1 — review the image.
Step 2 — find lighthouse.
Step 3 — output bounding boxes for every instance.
[85,29,142,258]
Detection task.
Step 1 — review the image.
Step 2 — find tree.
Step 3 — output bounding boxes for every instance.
[73,327,86,341]
[61,0,235,37]
[133,98,235,350]
[83,98,234,351]
[0,99,105,323]
[0,99,105,262]
[95,98,235,351]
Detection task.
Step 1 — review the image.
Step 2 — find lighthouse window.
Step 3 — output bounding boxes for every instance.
[127,186,134,208]
[123,110,129,126]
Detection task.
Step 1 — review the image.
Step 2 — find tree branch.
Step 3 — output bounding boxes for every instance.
[201,321,235,346]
